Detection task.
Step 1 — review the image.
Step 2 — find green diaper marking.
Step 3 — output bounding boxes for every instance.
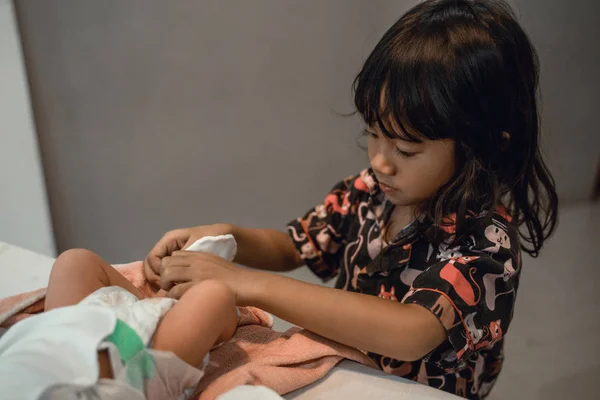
[105,319,155,390]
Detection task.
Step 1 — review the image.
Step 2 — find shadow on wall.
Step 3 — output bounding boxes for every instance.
[13,0,600,261]
[538,365,600,400]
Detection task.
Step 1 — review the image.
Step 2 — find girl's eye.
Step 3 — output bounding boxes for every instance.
[363,129,378,139]
[395,148,416,158]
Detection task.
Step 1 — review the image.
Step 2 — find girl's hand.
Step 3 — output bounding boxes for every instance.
[158,251,260,303]
[143,224,233,287]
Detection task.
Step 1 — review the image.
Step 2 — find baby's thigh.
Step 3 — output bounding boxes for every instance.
[50,248,136,289]
[46,249,143,310]
[50,249,110,282]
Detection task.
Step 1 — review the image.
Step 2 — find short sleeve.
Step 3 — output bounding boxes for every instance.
[286,175,360,281]
[402,254,517,366]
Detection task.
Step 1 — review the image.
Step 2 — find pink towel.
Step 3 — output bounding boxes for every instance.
[197,324,376,399]
[0,261,377,398]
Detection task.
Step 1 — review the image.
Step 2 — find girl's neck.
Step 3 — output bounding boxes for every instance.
[385,203,417,241]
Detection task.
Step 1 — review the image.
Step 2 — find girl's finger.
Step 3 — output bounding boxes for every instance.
[159,255,194,274]
[143,260,160,286]
[145,230,189,273]
[172,250,216,260]
[167,282,195,299]
[159,266,196,291]
[172,250,192,257]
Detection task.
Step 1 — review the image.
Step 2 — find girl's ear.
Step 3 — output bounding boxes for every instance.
[501,131,511,151]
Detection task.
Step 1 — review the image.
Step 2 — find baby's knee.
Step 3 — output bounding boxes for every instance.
[182,280,235,305]
[51,248,104,276]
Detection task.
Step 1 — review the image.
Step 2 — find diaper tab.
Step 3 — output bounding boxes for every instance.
[106,319,155,391]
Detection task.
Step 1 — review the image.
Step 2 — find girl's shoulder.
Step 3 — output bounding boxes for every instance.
[448,205,520,265]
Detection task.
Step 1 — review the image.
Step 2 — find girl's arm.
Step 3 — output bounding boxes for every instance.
[230,225,304,272]
[159,251,446,362]
[247,272,447,362]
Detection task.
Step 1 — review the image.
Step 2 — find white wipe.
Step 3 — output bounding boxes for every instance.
[184,234,237,261]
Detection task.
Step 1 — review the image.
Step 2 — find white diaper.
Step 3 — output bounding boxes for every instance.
[79,286,177,345]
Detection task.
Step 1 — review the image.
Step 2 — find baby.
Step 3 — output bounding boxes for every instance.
[0,243,238,400]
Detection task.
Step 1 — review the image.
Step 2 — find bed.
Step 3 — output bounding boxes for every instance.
[0,241,457,400]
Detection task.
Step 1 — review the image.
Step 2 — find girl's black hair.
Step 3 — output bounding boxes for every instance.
[354,0,558,257]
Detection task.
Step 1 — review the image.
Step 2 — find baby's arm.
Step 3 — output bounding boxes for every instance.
[151,280,238,368]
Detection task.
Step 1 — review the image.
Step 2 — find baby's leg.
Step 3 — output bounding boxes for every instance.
[45,248,144,311]
[45,249,146,379]
[152,280,238,368]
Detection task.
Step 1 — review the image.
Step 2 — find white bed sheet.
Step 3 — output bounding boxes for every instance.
[0,241,457,400]
[0,241,54,299]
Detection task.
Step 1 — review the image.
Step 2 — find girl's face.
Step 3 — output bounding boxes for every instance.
[367,122,456,207]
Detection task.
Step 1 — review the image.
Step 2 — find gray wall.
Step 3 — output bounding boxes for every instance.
[517,0,600,200]
[0,0,54,256]
[16,0,599,261]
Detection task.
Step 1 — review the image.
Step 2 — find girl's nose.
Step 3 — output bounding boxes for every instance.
[370,150,396,177]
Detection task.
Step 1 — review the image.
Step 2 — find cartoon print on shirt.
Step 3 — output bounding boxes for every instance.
[430,296,457,330]
[397,244,421,286]
[378,284,398,301]
[455,377,467,397]
[367,224,383,260]
[470,354,486,395]
[429,375,447,389]
[426,244,435,262]
[483,220,511,254]
[287,224,307,243]
[314,204,328,219]
[441,348,458,364]
[351,265,367,290]
[474,320,503,351]
[316,226,341,254]
[482,259,516,311]
[437,243,463,261]
[456,340,471,360]
[324,191,351,216]
[464,312,484,345]
[400,267,422,287]
[298,242,317,260]
[479,382,494,397]
[380,357,413,376]
[342,201,371,290]
[440,259,481,307]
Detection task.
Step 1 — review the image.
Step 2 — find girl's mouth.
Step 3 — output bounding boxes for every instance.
[379,182,398,193]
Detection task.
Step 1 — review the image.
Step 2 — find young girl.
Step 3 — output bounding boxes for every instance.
[144,0,558,398]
